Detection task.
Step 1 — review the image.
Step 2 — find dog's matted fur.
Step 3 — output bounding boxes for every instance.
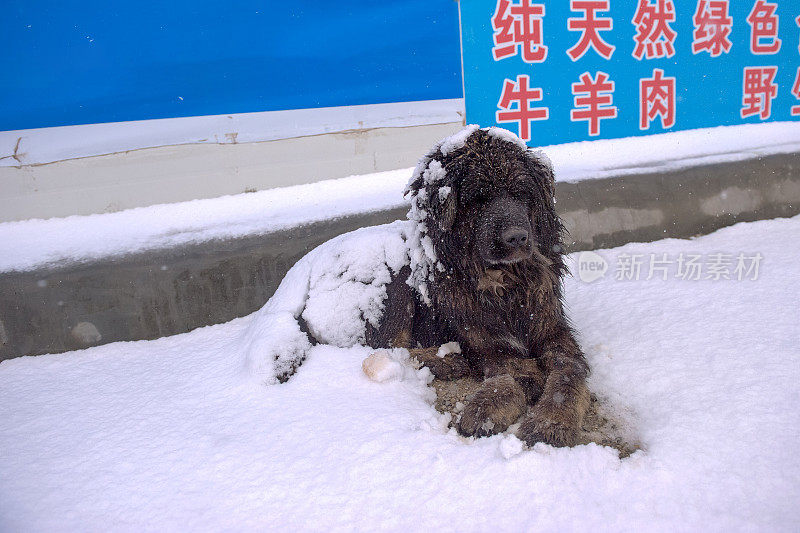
[366,126,590,447]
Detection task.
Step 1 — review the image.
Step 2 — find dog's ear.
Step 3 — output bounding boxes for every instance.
[406,153,457,232]
[524,148,564,257]
[437,189,457,231]
[525,149,555,199]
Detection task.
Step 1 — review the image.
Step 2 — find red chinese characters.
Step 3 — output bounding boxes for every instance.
[632,0,677,60]
[741,67,778,119]
[640,69,676,130]
[796,15,800,55]
[567,1,615,61]
[496,75,549,141]
[571,72,617,136]
[487,1,797,140]
[792,67,800,117]
[492,0,548,63]
[746,0,781,54]
[692,0,733,57]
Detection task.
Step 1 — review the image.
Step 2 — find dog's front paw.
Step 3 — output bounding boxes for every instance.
[410,347,471,380]
[457,375,526,437]
[429,352,471,380]
[516,407,580,448]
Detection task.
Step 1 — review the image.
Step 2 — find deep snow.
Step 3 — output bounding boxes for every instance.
[2,215,799,531]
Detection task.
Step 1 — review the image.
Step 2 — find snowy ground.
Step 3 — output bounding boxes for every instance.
[2,215,798,531]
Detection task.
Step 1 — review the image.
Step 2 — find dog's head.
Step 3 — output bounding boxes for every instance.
[406,126,562,271]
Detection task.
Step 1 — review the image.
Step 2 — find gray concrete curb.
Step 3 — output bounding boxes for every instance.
[1,152,798,361]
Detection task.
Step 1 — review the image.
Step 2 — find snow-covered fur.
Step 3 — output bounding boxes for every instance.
[242,221,414,383]
[243,126,590,449]
[242,126,512,383]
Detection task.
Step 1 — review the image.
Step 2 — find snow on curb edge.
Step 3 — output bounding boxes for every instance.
[1,122,798,273]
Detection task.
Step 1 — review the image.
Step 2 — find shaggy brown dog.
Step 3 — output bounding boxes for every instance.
[366,128,590,447]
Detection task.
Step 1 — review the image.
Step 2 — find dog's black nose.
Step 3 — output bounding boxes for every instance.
[502,227,529,248]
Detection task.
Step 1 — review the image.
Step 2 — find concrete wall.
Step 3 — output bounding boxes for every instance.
[2,151,798,361]
[0,120,464,222]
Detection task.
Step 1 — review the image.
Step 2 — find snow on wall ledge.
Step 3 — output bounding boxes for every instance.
[0,122,798,274]
[0,99,465,167]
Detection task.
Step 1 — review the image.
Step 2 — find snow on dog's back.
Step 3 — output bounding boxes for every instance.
[242,221,413,383]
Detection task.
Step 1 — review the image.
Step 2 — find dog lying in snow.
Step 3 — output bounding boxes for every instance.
[244,126,589,448]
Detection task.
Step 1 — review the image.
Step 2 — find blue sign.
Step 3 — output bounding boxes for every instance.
[459,0,800,145]
[1,1,462,132]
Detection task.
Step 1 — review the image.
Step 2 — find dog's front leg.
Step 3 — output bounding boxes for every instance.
[457,373,527,437]
[456,356,542,438]
[517,327,590,447]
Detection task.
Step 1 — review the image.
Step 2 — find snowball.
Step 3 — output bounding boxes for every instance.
[436,341,461,359]
[422,159,446,185]
[362,350,403,383]
[437,186,451,202]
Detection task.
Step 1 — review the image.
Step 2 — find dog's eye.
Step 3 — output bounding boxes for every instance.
[474,191,491,204]
[511,178,537,198]
[460,183,491,206]
[507,188,532,206]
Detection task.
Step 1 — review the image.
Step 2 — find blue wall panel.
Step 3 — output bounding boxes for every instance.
[1,1,463,131]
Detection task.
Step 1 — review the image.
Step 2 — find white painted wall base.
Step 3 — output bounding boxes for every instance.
[0,99,464,222]
[0,122,464,222]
